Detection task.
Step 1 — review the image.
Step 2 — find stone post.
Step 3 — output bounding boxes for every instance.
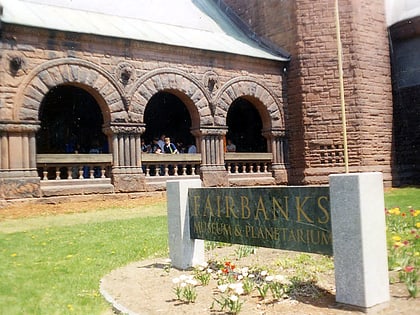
[167,179,205,270]
[329,172,389,309]
[264,129,288,184]
[193,126,228,187]
[0,121,41,199]
[103,123,146,192]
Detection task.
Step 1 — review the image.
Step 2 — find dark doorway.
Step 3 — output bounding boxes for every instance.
[143,92,193,152]
[393,85,420,185]
[226,98,266,152]
[37,85,107,153]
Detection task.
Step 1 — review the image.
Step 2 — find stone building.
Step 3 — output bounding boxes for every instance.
[0,0,418,201]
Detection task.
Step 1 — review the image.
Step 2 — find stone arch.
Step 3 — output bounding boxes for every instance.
[214,78,285,130]
[129,68,212,129]
[15,58,128,124]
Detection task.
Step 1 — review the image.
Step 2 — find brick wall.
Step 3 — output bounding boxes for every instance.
[225,0,393,184]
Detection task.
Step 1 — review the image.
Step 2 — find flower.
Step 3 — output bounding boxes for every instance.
[405,266,415,273]
[172,277,180,284]
[218,284,228,293]
[229,294,238,302]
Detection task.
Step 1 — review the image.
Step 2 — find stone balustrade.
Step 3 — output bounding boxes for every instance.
[141,153,202,177]
[224,152,272,174]
[36,154,113,180]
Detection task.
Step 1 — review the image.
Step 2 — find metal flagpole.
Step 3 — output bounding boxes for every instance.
[335,0,349,173]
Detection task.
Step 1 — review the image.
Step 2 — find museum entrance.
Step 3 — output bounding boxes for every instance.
[37,85,108,154]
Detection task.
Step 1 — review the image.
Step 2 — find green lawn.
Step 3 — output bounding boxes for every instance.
[0,201,168,315]
[0,187,418,314]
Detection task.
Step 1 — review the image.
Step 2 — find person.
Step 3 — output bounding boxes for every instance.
[157,134,166,152]
[141,139,150,153]
[187,143,197,153]
[163,137,178,154]
[150,138,162,154]
[226,139,236,152]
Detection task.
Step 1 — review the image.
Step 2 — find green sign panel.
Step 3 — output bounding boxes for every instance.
[188,186,332,255]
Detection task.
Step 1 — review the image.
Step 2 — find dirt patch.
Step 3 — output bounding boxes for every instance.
[101,245,419,315]
[0,192,166,221]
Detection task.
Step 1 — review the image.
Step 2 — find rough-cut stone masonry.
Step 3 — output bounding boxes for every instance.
[0,21,289,199]
[225,0,393,185]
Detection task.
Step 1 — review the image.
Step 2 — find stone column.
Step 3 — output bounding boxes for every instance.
[193,126,228,187]
[103,123,146,192]
[0,121,41,199]
[264,129,288,184]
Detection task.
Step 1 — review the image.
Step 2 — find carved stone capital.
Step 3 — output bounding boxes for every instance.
[103,123,146,135]
[0,121,40,133]
[193,126,228,136]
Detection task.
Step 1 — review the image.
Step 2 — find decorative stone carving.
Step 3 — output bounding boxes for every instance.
[116,62,135,86]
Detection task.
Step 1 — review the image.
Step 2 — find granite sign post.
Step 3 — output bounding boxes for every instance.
[167,171,389,310]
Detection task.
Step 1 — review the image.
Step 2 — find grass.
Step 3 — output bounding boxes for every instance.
[0,202,168,315]
[385,187,420,210]
[0,187,418,314]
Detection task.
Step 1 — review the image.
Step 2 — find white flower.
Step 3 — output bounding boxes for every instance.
[275,274,285,282]
[237,275,244,280]
[248,274,255,278]
[265,275,274,282]
[235,286,244,295]
[172,277,180,284]
[179,274,188,281]
[260,270,268,276]
[229,294,239,302]
[218,284,228,293]
[207,268,213,274]
[228,283,237,290]
[180,282,187,288]
[186,279,198,286]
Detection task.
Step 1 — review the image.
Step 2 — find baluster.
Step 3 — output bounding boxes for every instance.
[79,167,84,179]
[43,168,48,180]
[227,164,231,173]
[164,164,169,176]
[256,164,261,173]
[192,165,196,175]
[55,167,61,180]
[89,165,95,179]
[264,163,268,172]
[146,166,150,176]
[67,168,73,179]
[182,165,187,176]
[174,165,178,176]
[234,163,239,173]
[101,167,106,178]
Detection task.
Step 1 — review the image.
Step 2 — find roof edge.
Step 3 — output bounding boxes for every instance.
[211,0,291,61]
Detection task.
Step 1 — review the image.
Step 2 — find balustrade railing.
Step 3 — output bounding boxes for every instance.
[141,153,201,177]
[224,152,272,174]
[36,154,113,180]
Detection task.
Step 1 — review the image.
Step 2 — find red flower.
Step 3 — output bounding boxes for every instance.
[404,266,415,273]
[222,268,228,274]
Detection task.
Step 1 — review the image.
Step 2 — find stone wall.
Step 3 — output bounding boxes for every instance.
[225,0,393,185]
[0,22,287,198]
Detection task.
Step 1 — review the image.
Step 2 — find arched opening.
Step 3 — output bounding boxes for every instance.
[226,98,266,152]
[37,85,108,154]
[143,91,194,153]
